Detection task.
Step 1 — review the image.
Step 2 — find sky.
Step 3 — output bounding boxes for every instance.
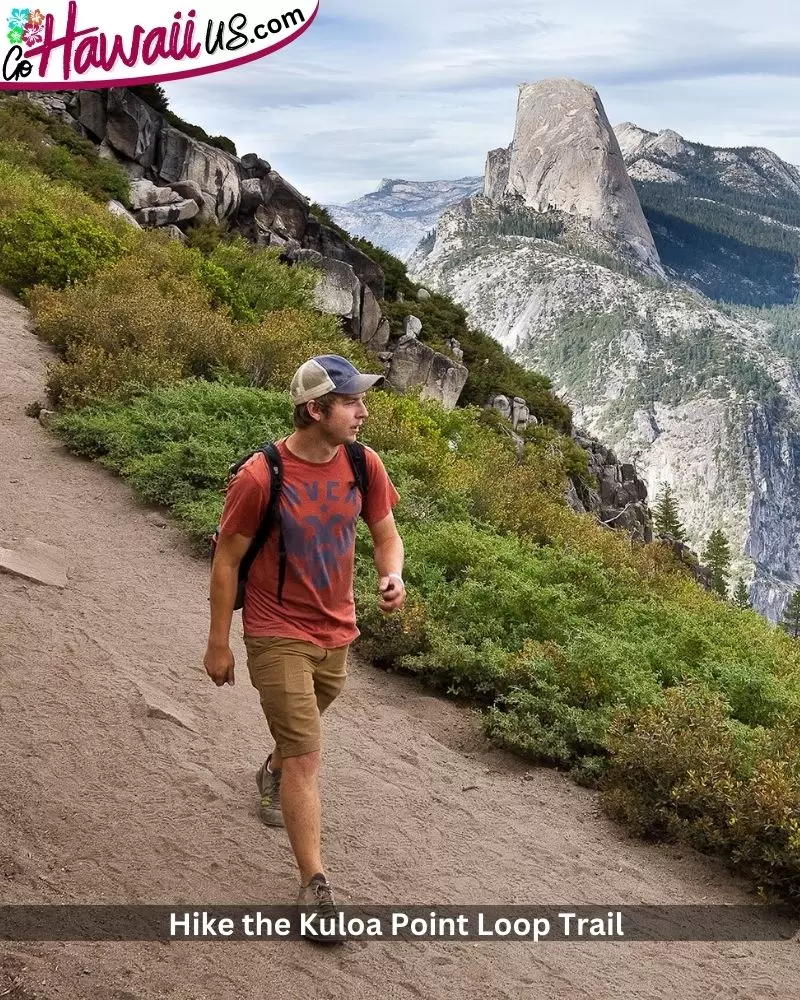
[165,0,800,206]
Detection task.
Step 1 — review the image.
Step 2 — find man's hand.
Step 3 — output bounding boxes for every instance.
[378,573,406,614]
[204,644,235,686]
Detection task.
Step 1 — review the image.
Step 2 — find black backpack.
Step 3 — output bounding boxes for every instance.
[211,441,370,610]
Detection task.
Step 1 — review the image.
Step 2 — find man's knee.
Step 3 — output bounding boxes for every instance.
[282,749,320,782]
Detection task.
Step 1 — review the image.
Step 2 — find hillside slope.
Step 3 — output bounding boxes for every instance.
[2,298,799,998]
[617,122,800,306]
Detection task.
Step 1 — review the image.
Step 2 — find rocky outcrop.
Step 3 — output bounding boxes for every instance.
[483,401,653,545]
[295,250,361,338]
[570,428,651,543]
[745,405,800,619]
[26,88,386,346]
[387,332,468,411]
[302,218,385,300]
[487,393,538,432]
[104,88,161,170]
[382,314,468,410]
[106,200,140,228]
[484,146,511,202]
[496,79,662,274]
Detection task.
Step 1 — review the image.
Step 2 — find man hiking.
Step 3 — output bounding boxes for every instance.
[203,354,405,934]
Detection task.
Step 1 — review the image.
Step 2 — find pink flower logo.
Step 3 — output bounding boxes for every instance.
[22,19,41,44]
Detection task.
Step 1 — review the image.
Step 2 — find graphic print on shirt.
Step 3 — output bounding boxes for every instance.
[280,478,362,590]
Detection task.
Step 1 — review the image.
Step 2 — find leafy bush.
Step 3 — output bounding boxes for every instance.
[603,687,800,901]
[29,230,352,405]
[54,381,291,546]
[203,239,320,319]
[0,96,130,203]
[0,207,124,293]
[31,234,237,404]
[236,308,354,389]
[184,218,228,254]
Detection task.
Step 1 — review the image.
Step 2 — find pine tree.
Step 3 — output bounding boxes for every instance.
[732,577,751,610]
[652,483,687,541]
[702,529,731,597]
[129,84,170,114]
[781,591,800,639]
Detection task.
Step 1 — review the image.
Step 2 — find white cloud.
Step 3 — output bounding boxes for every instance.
[165,0,800,203]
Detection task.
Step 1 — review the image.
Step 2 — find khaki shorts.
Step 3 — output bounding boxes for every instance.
[244,636,349,758]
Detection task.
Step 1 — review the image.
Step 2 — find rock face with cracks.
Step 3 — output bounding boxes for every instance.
[501,78,662,275]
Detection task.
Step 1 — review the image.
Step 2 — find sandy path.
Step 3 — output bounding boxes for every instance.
[0,289,797,999]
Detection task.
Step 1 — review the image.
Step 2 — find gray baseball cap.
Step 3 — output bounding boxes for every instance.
[290,354,384,405]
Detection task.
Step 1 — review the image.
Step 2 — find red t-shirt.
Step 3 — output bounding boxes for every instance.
[219,440,400,647]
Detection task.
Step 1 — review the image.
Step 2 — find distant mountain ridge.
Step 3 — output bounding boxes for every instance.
[617,122,800,305]
[335,126,800,308]
[326,176,482,261]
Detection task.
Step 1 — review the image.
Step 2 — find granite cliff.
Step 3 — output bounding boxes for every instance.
[491,79,663,275]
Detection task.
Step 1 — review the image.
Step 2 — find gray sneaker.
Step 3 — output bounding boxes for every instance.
[297,873,345,944]
[255,756,284,827]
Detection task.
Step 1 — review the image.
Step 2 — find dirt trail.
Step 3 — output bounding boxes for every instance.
[0,289,797,999]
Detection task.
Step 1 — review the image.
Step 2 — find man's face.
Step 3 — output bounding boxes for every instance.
[316,393,369,444]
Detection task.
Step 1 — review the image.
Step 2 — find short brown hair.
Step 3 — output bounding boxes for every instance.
[292,392,337,428]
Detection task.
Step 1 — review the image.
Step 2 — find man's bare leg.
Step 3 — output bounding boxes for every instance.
[280,750,324,883]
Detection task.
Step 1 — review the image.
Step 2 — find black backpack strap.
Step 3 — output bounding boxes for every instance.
[239,442,283,593]
[344,441,369,514]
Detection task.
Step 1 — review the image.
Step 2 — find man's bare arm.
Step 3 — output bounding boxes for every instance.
[368,512,405,613]
[204,532,252,685]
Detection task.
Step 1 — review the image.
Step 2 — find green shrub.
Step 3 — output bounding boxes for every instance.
[195,258,257,322]
[184,218,228,254]
[29,229,353,405]
[53,380,291,546]
[603,687,800,901]
[204,240,320,319]
[235,308,352,390]
[0,207,124,293]
[30,233,237,403]
[0,96,130,204]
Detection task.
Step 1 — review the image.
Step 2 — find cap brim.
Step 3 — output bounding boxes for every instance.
[334,373,384,395]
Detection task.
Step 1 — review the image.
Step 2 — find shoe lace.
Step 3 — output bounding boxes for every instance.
[261,766,281,805]
[313,880,337,917]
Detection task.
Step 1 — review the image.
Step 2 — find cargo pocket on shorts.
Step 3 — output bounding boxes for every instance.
[284,660,313,694]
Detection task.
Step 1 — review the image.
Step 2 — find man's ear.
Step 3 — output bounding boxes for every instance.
[305,400,322,422]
